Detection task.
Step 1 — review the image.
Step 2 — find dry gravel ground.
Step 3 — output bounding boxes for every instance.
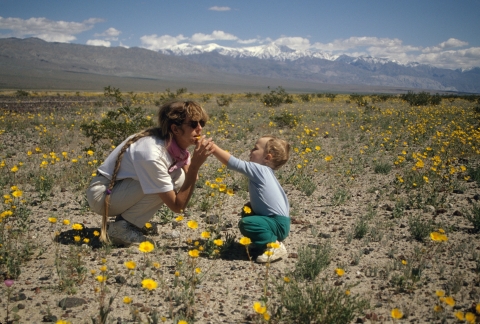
[1,170,479,324]
[1,96,479,324]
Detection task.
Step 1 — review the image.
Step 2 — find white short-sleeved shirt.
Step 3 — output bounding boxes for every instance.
[97,136,185,194]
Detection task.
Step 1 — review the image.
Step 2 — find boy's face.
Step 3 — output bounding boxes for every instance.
[249,137,270,164]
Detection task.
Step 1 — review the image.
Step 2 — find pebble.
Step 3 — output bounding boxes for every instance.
[57,297,87,309]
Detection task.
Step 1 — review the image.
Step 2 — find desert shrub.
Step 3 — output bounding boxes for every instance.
[400,91,442,106]
[80,105,154,150]
[392,199,406,218]
[201,93,212,102]
[331,188,350,206]
[467,165,480,186]
[270,110,300,128]
[298,93,311,102]
[261,86,293,107]
[464,203,480,232]
[157,87,187,103]
[276,279,369,324]
[353,216,369,239]
[350,93,369,107]
[15,89,29,97]
[371,94,393,103]
[298,176,316,196]
[408,215,434,241]
[325,93,337,102]
[293,243,331,281]
[374,161,392,174]
[216,94,233,107]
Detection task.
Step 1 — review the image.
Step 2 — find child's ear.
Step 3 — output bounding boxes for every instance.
[265,153,273,161]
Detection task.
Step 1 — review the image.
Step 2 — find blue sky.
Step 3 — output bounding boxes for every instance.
[1,0,479,70]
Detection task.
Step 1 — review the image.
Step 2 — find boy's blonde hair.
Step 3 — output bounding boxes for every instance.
[261,135,290,170]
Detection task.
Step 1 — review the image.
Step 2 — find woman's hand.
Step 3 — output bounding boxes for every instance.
[190,136,214,168]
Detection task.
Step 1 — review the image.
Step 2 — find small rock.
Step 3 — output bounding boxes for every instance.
[115,276,127,284]
[17,303,25,309]
[424,205,435,213]
[453,189,464,194]
[10,293,27,301]
[453,210,463,216]
[288,253,298,259]
[206,215,220,224]
[163,230,180,239]
[319,233,331,239]
[43,314,58,322]
[58,297,87,309]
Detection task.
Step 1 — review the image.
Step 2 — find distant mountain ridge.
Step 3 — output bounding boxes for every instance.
[159,42,480,93]
[0,37,479,93]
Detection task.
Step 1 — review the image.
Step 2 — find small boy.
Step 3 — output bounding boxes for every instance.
[210,135,290,263]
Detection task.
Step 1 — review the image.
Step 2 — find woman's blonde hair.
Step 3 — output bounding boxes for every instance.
[100,101,208,243]
[261,135,290,170]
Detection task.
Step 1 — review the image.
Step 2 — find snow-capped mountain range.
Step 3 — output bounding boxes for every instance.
[1,37,479,93]
[158,42,480,93]
[159,42,392,65]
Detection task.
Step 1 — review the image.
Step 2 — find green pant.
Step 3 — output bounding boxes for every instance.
[238,215,290,248]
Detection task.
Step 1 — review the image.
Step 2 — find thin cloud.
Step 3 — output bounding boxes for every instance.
[140,34,187,50]
[0,16,103,42]
[86,39,111,47]
[94,27,121,40]
[190,30,237,43]
[422,38,469,53]
[312,36,407,52]
[237,38,261,44]
[274,36,311,50]
[209,6,231,11]
[416,47,480,70]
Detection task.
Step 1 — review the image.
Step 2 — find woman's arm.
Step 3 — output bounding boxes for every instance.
[158,137,213,213]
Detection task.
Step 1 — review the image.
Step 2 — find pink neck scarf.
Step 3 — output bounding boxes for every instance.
[167,138,191,173]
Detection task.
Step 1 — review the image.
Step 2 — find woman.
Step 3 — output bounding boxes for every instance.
[86,101,213,246]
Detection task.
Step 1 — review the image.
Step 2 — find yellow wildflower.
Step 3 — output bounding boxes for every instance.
[335,268,345,277]
[124,261,136,270]
[72,223,83,230]
[187,220,198,229]
[253,302,266,314]
[188,249,200,257]
[141,278,158,290]
[391,308,403,319]
[96,275,107,283]
[239,237,252,245]
[138,241,155,253]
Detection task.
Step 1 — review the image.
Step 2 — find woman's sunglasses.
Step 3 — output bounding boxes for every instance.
[184,120,206,128]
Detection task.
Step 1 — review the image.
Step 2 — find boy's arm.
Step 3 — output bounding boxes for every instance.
[211,143,231,166]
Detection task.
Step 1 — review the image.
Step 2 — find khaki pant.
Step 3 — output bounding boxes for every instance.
[86,174,165,228]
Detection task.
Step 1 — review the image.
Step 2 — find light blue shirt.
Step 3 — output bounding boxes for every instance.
[227,156,289,217]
